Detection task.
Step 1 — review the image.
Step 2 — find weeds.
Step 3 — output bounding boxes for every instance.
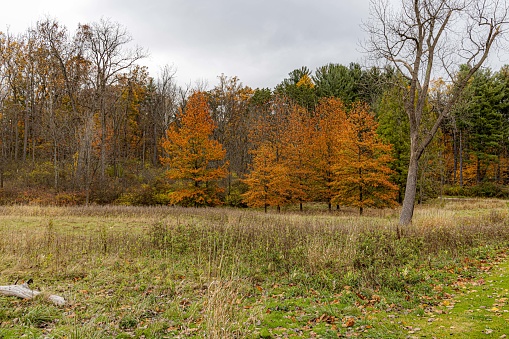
[0,199,508,337]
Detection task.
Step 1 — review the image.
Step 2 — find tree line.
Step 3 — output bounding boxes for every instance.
[0,18,508,212]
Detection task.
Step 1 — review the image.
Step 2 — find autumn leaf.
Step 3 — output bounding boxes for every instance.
[342,317,355,328]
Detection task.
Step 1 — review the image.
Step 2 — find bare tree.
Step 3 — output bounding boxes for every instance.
[364,0,508,225]
[153,65,178,164]
[81,18,146,180]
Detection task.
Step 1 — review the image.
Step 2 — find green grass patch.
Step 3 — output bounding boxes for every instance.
[0,200,508,337]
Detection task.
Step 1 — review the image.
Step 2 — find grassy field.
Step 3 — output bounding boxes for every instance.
[0,199,508,338]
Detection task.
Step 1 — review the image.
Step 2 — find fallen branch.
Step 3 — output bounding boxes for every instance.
[0,282,65,306]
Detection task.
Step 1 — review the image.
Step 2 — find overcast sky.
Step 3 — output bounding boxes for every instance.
[0,0,374,89]
[1,0,507,90]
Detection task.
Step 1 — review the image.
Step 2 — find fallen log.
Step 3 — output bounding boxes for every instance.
[0,282,65,306]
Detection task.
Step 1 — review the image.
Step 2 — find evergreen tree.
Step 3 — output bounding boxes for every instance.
[376,85,410,203]
[313,63,363,104]
[275,66,316,111]
[466,69,506,183]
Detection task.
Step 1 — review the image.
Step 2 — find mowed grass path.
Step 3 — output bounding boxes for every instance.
[398,254,509,338]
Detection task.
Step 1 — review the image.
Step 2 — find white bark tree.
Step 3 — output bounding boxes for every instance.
[364,0,509,225]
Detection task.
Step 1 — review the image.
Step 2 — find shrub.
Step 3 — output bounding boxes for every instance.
[444,183,509,199]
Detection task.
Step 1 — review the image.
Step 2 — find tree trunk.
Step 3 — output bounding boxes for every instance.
[476,156,481,184]
[399,153,419,225]
[23,95,30,163]
[459,129,464,187]
[152,121,158,166]
[53,139,58,190]
[0,282,65,306]
[100,93,106,181]
[14,111,19,161]
[453,127,458,184]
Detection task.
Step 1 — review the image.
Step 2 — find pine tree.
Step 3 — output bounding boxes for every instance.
[275,67,316,111]
[466,69,506,183]
[376,85,410,203]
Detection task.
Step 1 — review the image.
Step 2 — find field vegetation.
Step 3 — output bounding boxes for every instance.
[1,199,509,338]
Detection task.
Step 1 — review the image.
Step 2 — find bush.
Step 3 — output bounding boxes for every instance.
[55,192,86,206]
[469,182,509,198]
[444,182,509,199]
[224,179,248,207]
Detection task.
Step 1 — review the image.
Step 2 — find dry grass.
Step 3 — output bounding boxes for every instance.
[0,199,508,337]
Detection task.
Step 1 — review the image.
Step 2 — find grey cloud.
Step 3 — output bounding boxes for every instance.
[2,0,370,88]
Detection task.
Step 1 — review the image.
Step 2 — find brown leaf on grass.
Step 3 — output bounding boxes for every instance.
[356,292,367,300]
[309,314,338,325]
[474,278,486,286]
[342,317,355,328]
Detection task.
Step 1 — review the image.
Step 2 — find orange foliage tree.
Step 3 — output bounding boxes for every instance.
[243,95,304,212]
[332,102,398,215]
[310,97,350,210]
[242,143,295,212]
[281,103,317,210]
[160,92,227,206]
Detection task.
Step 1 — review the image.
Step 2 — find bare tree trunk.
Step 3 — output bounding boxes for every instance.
[100,89,106,181]
[399,153,419,226]
[152,122,158,166]
[0,282,65,306]
[453,127,458,184]
[54,140,58,190]
[459,129,464,187]
[23,100,29,162]
[14,111,19,161]
[365,0,507,226]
